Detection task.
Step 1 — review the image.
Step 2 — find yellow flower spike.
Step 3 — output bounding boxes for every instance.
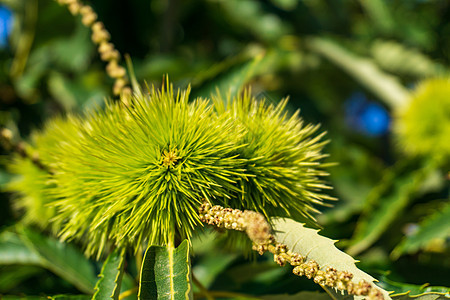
[55,0,130,96]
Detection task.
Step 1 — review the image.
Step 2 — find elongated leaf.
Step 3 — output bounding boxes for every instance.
[348,162,436,256]
[218,0,289,42]
[0,297,46,300]
[0,231,42,265]
[271,218,391,300]
[260,291,331,300]
[2,295,91,300]
[378,275,449,296]
[192,251,237,289]
[93,248,126,300]
[391,292,450,300]
[18,227,97,294]
[191,49,264,101]
[138,240,192,300]
[391,201,450,259]
[359,0,394,33]
[370,40,445,77]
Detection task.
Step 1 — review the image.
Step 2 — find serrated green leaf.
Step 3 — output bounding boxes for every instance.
[391,201,450,259]
[218,0,289,42]
[18,227,97,294]
[0,231,42,265]
[359,0,394,33]
[271,218,391,300]
[305,37,409,109]
[93,248,126,300]
[370,40,446,77]
[138,240,192,300]
[348,162,437,256]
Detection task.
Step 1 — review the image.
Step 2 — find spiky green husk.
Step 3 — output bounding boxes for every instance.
[394,78,450,159]
[214,90,333,221]
[7,158,56,230]
[7,116,83,232]
[8,83,331,258]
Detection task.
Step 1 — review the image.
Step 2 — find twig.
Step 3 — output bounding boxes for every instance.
[0,128,53,174]
[194,291,260,300]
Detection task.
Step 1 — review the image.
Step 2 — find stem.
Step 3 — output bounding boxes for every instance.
[118,287,138,300]
[305,36,410,110]
[192,273,214,300]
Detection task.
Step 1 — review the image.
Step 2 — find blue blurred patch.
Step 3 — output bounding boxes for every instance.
[345,92,390,137]
[0,5,13,48]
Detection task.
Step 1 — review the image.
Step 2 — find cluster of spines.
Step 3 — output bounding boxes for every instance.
[199,202,384,300]
[213,91,334,222]
[6,80,331,259]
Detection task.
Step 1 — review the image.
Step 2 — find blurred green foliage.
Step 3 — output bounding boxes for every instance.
[0,0,449,299]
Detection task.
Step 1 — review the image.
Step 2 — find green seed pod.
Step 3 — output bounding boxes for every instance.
[214,90,333,221]
[394,78,450,159]
[8,83,331,258]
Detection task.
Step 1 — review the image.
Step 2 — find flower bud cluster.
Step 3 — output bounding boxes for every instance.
[55,0,131,97]
[199,202,384,300]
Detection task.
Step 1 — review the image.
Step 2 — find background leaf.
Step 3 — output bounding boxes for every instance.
[0,230,42,265]
[92,248,126,300]
[391,292,450,300]
[1,295,91,300]
[18,227,97,294]
[391,201,450,259]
